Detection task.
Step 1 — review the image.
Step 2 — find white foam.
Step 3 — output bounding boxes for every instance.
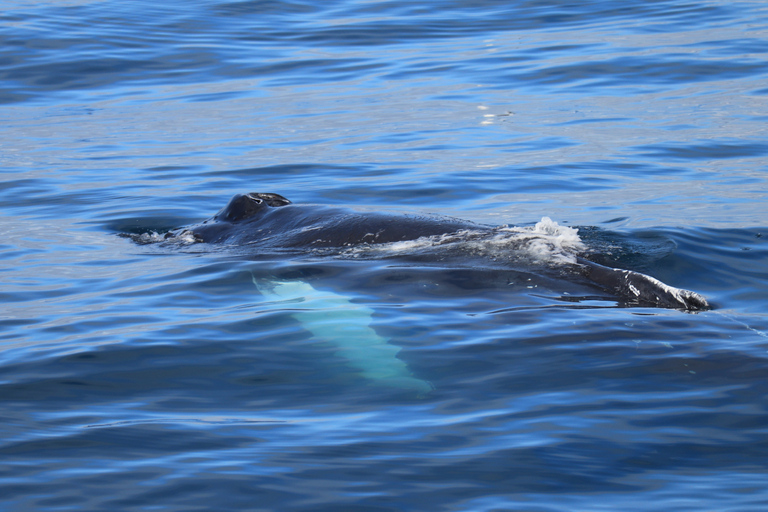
[133,231,166,244]
[342,217,585,266]
[131,229,199,247]
[173,230,199,245]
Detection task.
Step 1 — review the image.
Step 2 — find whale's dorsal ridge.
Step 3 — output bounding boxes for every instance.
[247,192,291,207]
[214,192,292,223]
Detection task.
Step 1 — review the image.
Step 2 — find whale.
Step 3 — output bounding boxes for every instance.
[153,192,709,394]
[166,192,710,312]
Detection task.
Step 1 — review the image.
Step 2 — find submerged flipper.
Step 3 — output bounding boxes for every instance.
[577,258,709,311]
[253,277,433,394]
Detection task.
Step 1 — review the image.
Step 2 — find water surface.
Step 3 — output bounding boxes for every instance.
[2,0,768,510]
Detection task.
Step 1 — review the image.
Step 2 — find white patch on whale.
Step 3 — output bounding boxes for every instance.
[252,275,432,395]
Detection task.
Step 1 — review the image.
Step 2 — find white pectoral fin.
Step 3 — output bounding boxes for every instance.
[253,276,432,394]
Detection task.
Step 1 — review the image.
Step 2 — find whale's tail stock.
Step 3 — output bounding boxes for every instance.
[577,258,710,311]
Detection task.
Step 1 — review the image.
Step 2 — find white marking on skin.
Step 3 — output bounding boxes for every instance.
[252,277,433,395]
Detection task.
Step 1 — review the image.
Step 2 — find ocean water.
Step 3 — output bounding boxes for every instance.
[2,0,768,510]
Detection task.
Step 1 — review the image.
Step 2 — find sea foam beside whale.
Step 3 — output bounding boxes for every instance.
[341,216,586,266]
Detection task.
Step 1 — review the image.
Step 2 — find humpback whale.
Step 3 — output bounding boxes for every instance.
[166,192,710,312]
[147,192,710,394]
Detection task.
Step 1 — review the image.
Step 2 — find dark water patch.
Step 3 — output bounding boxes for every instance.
[201,163,366,180]
[635,140,768,161]
[691,37,768,57]
[213,0,326,17]
[0,180,58,217]
[178,90,251,103]
[502,56,768,91]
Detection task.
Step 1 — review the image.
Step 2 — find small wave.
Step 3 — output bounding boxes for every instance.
[85,417,288,429]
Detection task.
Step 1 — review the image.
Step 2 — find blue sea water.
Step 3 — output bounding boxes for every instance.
[2,0,768,510]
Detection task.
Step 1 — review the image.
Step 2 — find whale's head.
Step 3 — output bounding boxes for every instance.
[213,192,292,223]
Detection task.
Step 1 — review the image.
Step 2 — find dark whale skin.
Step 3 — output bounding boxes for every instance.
[171,192,487,248]
[167,192,710,312]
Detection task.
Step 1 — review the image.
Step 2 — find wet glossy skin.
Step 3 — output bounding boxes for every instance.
[168,193,710,311]
[171,192,487,248]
